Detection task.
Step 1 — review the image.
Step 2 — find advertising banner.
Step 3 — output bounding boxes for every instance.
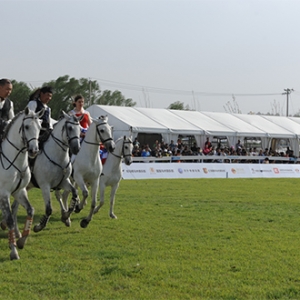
[122,163,300,180]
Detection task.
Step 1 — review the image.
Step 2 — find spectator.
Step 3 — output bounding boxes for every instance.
[177,138,183,151]
[203,144,212,155]
[169,140,176,152]
[133,137,140,148]
[191,142,198,154]
[181,145,190,156]
[205,137,212,148]
[141,146,151,158]
[236,140,242,151]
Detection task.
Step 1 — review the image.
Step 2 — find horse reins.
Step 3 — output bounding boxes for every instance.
[48,119,80,152]
[0,115,38,172]
[110,138,132,159]
[0,115,39,194]
[41,119,80,169]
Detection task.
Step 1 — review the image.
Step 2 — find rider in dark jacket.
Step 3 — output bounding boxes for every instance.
[27,86,53,145]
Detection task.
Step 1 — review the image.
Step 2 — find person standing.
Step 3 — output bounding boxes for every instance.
[0,79,14,139]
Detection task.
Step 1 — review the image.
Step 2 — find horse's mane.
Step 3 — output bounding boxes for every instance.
[3,110,24,139]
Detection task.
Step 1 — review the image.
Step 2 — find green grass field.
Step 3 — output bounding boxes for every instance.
[1,178,300,300]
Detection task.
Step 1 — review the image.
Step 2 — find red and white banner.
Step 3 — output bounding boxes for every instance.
[122,163,300,179]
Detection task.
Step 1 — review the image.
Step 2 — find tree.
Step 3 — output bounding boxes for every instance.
[168,101,191,110]
[9,76,136,119]
[96,90,136,106]
[42,75,102,119]
[9,80,31,112]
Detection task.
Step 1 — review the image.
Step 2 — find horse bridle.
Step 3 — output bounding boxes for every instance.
[84,121,113,146]
[0,115,39,171]
[110,138,132,159]
[49,119,81,152]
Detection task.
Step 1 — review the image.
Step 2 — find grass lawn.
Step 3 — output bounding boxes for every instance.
[1,178,300,299]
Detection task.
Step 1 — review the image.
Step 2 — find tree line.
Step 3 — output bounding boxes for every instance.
[10,75,137,120]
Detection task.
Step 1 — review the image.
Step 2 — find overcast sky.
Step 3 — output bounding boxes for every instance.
[3,0,300,115]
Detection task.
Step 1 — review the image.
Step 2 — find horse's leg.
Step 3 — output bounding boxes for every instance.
[0,195,19,260]
[13,188,34,249]
[1,214,7,230]
[62,189,70,212]
[93,182,105,215]
[109,182,120,219]
[54,189,71,226]
[60,179,79,220]
[74,175,89,213]
[11,199,22,238]
[80,179,99,228]
[34,186,52,232]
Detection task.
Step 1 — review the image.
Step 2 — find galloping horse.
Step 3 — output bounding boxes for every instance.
[11,111,82,234]
[89,136,133,225]
[62,116,115,228]
[0,107,43,260]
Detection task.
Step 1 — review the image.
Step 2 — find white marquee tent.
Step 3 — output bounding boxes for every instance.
[86,105,300,154]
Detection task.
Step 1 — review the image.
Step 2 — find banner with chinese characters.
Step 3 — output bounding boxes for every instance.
[122,163,300,179]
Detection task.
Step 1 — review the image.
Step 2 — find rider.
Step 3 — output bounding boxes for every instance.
[69,94,92,142]
[99,142,108,164]
[27,86,53,145]
[69,94,92,163]
[0,79,14,140]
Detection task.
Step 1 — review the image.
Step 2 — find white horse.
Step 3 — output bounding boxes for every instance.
[62,116,115,228]
[0,107,43,260]
[11,111,82,234]
[91,136,133,222]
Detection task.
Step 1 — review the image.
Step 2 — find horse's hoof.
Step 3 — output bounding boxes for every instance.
[15,231,22,239]
[74,205,81,213]
[0,221,7,230]
[80,219,89,228]
[10,250,20,260]
[17,237,27,249]
[33,224,43,233]
[61,211,69,221]
[110,214,118,219]
[61,217,71,227]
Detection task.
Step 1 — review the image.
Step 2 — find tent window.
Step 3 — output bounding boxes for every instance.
[178,135,196,148]
[137,133,162,148]
[272,138,290,154]
[244,138,262,151]
[212,137,228,149]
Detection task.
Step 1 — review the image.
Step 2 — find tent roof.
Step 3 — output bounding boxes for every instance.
[202,112,269,137]
[262,115,300,136]
[134,107,205,135]
[233,114,296,138]
[168,109,236,136]
[87,105,167,133]
[86,105,300,140]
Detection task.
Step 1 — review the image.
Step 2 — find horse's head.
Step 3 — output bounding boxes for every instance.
[60,110,81,155]
[122,136,133,166]
[23,107,44,158]
[93,115,115,152]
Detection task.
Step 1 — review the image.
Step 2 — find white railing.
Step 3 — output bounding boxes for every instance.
[132,155,299,164]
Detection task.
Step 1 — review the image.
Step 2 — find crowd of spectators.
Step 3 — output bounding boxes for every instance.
[131,137,298,164]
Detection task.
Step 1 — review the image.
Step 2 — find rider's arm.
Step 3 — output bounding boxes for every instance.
[7,101,14,123]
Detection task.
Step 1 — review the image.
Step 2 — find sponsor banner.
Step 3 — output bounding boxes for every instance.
[122,163,300,179]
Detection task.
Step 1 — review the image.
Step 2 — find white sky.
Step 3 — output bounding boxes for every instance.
[3,0,300,115]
